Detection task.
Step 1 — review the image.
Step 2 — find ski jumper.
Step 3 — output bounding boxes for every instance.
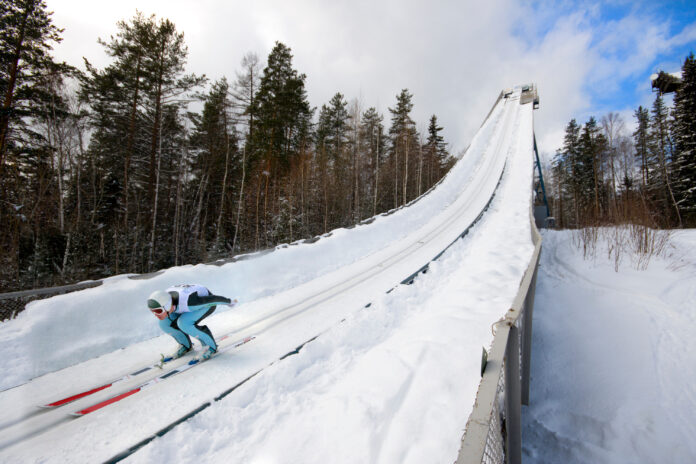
[158,284,230,351]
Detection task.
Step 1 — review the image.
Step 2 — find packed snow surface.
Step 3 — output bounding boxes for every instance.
[522,229,696,463]
[0,89,537,463]
[0,92,509,391]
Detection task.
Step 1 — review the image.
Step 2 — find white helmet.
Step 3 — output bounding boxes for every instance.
[147,290,172,311]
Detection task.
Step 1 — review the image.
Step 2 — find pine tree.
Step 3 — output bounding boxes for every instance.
[359,107,385,215]
[188,78,239,257]
[649,93,681,225]
[0,0,66,171]
[315,92,351,230]
[578,117,608,222]
[0,0,73,289]
[249,42,312,174]
[633,106,650,189]
[388,89,419,208]
[80,12,204,272]
[244,42,312,248]
[562,118,582,225]
[551,148,569,228]
[316,92,350,162]
[425,114,450,188]
[80,11,157,263]
[672,52,696,225]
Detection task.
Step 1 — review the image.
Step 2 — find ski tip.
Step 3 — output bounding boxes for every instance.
[40,383,113,409]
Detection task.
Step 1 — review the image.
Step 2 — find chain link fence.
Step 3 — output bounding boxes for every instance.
[0,281,103,322]
[456,204,542,464]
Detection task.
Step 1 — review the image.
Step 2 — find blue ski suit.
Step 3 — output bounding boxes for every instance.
[158,284,230,351]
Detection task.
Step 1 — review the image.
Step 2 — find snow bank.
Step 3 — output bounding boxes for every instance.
[522,229,696,463]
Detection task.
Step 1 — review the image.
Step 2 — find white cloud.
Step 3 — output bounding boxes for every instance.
[44,0,695,159]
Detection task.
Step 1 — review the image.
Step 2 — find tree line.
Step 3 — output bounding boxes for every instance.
[0,3,454,292]
[549,52,696,229]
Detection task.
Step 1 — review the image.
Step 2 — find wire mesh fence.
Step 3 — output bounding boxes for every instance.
[481,364,507,464]
[0,281,102,322]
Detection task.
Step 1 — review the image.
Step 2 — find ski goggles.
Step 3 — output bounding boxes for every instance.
[147,299,166,315]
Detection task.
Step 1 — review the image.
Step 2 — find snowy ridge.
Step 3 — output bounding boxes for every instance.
[0,87,538,463]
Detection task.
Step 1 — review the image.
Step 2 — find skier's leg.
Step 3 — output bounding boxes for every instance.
[194,305,216,341]
[177,307,217,350]
[158,316,192,349]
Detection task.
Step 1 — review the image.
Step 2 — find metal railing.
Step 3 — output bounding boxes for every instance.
[456,203,542,464]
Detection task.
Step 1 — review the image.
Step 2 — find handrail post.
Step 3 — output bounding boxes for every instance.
[505,324,522,464]
[520,261,538,405]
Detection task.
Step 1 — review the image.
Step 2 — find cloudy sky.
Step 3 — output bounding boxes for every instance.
[44,0,696,160]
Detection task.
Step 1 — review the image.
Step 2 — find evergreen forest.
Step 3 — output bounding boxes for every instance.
[0,3,455,291]
[549,52,696,230]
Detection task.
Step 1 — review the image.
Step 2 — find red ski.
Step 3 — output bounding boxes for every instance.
[72,335,256,416]
[40,351,192,409]
[40,333,238,409]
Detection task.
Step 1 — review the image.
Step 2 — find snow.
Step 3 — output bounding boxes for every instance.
[0,92,507,392]
[0,88,535,462]
[4,84,692,463]
[0,87,535,462]
[123,101,535,464]
[522,229,696,463]
[650,71,683,81]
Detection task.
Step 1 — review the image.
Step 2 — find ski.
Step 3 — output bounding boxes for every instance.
[71,335,256,417]
[39,354,189,409]
[40,332,235,409]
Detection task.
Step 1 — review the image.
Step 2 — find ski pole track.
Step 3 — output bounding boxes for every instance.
[0,96,526,460]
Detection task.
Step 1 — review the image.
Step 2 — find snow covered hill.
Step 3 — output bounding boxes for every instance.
[0,87,536,463]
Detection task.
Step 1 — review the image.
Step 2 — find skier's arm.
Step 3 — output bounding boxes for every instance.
[187,293,232,311]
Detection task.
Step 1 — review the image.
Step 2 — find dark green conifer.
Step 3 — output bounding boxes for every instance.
[249,42,312,174]
[649,93,681,225]
[315,92,350,162]
[0,0,66,170]
[672,52,696,225]
[425,114,450,171]
[633,106,650,189]
[388,89,419,207]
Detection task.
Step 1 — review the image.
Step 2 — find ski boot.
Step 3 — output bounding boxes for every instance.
[201,346,217,361]
[173,344,192,359]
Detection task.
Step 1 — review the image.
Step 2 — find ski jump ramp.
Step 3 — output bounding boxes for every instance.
[0,86,540,463]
